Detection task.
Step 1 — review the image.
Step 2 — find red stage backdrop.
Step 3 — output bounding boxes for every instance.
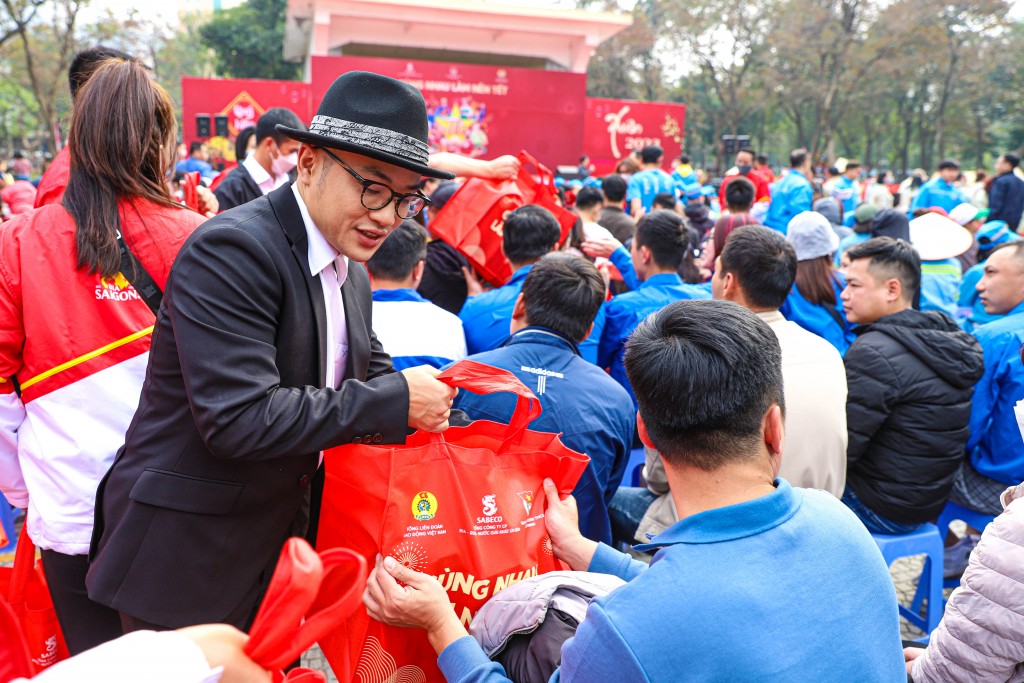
[181,77,313,160]
[583,98,687,176]
[310,56,587,168]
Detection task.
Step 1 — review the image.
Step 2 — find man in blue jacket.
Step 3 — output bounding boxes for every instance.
[597,210,710,407]
[988,153,1024,231]
[364,299,907,682]
[948,242,1024,573]
[911,159,968,214]
[452,253,634,544]
[763,148,814,233]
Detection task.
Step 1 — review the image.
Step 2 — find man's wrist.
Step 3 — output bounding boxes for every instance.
[426,611,468,656]
[554,535,599,572]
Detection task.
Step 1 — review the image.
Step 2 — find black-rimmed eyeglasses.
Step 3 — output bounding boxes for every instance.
[318,147,430,219]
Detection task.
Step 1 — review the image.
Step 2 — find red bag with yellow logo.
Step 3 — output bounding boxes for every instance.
[314,360,589,683]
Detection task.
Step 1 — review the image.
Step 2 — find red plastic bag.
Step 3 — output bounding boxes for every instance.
[182,171,202,213]
[0,525,68,674]
[429,151,580,287]
[315,360,590,683]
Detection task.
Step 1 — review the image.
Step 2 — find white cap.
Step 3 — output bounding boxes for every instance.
[786,211,839,261]
[949,203,981,227]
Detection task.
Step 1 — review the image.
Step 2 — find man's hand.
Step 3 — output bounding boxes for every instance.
[581,235,624,260]
[903,646,925,675]
[462,266,484,298]
[177,624,271,683]
[364,554,468,655]
[484,155,520,180]
[543,478,598,571]
[195,185,219,218]
[402,365,458,432]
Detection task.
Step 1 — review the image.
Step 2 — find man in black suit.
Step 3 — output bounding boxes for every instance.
[214,107,306,211]
[87,71,459,632]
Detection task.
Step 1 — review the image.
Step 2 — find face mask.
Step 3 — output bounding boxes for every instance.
[1016,399,1024,442]
[737,164,752,175]
[272,148,298,176]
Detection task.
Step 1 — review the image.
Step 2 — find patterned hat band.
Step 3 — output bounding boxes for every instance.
[308,115,429,164]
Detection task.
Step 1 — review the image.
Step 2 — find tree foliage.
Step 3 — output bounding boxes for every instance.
[198,0,299,81]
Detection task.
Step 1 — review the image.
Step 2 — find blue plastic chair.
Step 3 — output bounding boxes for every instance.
[0,502,18,553]
[936,500,996,589]
[871,523,945,634]
[625,447,646,487]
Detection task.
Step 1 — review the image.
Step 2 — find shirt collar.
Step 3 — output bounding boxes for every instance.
[755,310,784,324]
[634,479,799,551]
[292,184,348,284]
[508,265,534,284]
[243,154,272,186]
[371,288,429,303]
[640,272,684,289]
[503,326,580,355]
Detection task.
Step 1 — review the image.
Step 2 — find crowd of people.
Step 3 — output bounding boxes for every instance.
[1,43,1024,683]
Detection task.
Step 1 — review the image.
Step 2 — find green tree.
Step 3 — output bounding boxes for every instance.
[199,0,299,80]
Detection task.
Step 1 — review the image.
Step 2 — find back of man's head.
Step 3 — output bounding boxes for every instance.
[635,210,687,271]
[366,219,428,282]
[625,300,784,470]
[189,141,205,157]
[601,174,627,203]
[641,145,663,166]
[937,159,960,172]
[790,148,808,169]
[520,253,604,342]
[502,205,561,265]
[718,226,797,310]
[69,46,134,99]
[725,176,756,212]
[256,107,306,144]
[575,186,604,212]
[652,192,677,211]
[1003,153,1021,170]
[845,237,920,306]
[679,154,691,165]
[756,154,769,166]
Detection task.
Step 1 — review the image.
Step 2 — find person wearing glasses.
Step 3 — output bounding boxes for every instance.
[87,71,460,633]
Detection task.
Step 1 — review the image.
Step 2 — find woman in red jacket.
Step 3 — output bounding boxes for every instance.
[0,58,207,653]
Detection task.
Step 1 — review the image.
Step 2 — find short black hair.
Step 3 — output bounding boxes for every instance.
[845,160,862,170]
[366,219,428,281]
[521,253,604,342]
[256,107,305,144]
[790,148,808,168]
[845,237,920,304]
[719,226,797,310]
[737,147,756,161]
[679,154,691,165]
[189,141,205,156]
[502,205,561,264]
[575,186,604,211]
[641,145,663,165]
[601,174,627,203]
[756,154,768,165]
[234,126,256,162]
[579,155,589,164]
[725,176,755,211]
[1003,153,1021,170]
[652,192,677,211]
[938,158,960,171]
[625,299,784,469]
[429,180,459,212]
[69,46,134,99]
[634,210,687,271]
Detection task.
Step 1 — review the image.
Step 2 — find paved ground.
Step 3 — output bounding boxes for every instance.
[3,512,954,681]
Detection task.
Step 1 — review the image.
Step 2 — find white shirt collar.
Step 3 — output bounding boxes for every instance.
[291,183,348,284]
[244,154,289,193]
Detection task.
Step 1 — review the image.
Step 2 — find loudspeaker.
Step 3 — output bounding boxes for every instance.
[214,115,229,138]
[196,114,211,138]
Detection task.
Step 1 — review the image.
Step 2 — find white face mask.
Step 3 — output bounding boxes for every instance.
[272,148,297,176]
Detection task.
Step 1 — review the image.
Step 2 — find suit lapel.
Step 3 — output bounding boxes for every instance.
[268,184,327,386]
[341,265,369,381]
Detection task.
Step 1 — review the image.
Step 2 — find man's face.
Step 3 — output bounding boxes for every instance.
[841,258,894,324]
[844,167,860,180]
[298,147,423,262]
[977,247,1024,315]
[711,256,727,299]
[939,167,959,183]
[995,156,1010,175]
[197,145,209,161]
[275,138,301,159]
[735,151,753,171]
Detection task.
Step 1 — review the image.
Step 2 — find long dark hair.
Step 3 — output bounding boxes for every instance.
[63,58,180,278]
[794,256,838,306]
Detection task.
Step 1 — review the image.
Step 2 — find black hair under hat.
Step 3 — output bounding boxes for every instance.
[276,71,454,180]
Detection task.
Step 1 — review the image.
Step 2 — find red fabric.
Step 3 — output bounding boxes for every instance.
[208,163,236,193]
[1,181,37,217]
[32,148,70,209]
[428,150,579,287]
[315,360,590,683]
[0,525,68,674]
[0,596,33,682]
[718,171,771,209]
[182,172,202,213]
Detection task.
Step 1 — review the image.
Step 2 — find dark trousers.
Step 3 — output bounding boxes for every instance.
[38,549,123,655]
[119,611,171,633]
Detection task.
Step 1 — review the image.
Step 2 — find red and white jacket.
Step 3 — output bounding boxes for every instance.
[0,200,203,553]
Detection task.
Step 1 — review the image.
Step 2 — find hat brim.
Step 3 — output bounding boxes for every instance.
[276,126,455,180]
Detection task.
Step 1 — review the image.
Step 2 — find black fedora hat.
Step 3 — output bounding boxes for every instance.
[276,70,454,180]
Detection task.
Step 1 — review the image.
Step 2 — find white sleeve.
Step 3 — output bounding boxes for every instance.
[24,631,222,683]
[0,391,28,508]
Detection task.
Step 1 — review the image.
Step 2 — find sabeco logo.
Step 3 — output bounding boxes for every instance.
[95,271,140,302]
[604,105,662,159]
[412,491,438,521]
[477,494,502,524]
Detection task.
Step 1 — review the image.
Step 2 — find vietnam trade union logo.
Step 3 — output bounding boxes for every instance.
[412,491,438,521]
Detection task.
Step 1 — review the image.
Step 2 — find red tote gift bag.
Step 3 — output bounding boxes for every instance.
[315,360,590,683]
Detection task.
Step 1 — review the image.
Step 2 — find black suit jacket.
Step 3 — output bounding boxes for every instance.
[86,184,409,628]
[212,163,262,212]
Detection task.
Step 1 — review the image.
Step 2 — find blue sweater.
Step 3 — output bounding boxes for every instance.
[968,302,1024,485]
[437,479,906,682]
[763,169,813,233]
[779,273,855,356]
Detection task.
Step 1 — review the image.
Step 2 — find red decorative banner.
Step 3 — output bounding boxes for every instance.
[583,97,687,176]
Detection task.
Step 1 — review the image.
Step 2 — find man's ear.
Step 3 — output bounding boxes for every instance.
[639,244,653,266]
[511,292,528,323]
[295,144,318,183]
[885,277,903,303]
[411,260,426,287]
[637,413,654,450]
[721,272,739,301]
[763,404,784,472]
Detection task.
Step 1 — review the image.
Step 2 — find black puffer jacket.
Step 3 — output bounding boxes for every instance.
[845,309,985,523]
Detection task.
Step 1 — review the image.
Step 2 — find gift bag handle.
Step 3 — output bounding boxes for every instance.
[436,360,542,452]
[516,150,556,191]
[7,523,35,610]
